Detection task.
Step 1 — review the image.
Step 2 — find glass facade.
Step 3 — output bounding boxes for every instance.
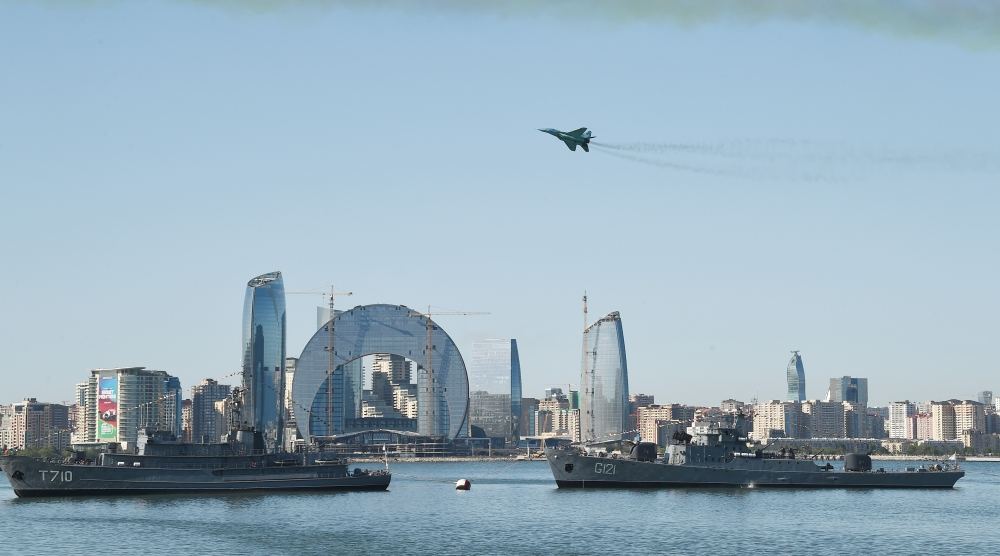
[291,304,470,442]
[580,312,629,443]
[786,351,806,402]
[468,339,522,442]
[828,376,868,406]
[241,271,286,453]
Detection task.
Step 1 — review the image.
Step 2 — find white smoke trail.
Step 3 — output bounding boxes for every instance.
[593,139,1000,178]
[590,143,746,177]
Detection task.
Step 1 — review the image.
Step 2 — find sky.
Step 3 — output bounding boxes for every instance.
[1,1,998,408]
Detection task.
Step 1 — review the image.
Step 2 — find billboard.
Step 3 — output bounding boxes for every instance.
[97,373,119,441]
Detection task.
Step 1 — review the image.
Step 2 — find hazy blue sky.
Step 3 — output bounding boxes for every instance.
[2,1,998,407]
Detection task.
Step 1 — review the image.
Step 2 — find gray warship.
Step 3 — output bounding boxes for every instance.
[546,420,964,489]
[0,430,390,498]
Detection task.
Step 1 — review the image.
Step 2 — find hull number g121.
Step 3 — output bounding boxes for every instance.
[594,463,616,475]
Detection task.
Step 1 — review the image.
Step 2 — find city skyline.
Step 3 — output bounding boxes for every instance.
[2,289,998,409]
[2,2,998,407]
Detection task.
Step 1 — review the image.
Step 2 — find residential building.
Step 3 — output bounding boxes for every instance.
[954,400,986,435]
[931,401,957,441]
[801,400,845,438]
[520,398,539,439]
[3,398,70,450]
[181,399,192,442]
[752,400,802,440]
[720,399,747,414]
[191,379,232,443]
[637,405,673,443]
[888,401,916,439]
[83,367,183,447]
[0,405,13,449]
[915,413,933,440]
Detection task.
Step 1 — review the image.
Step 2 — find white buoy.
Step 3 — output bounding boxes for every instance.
[455,478,471,490]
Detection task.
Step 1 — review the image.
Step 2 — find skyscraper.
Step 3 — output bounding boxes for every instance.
[241,271,286,453]
[83,367,181,446]
[828,376,869,407]
[580,311,629,443]
[786,351,806,402]
[468,339,523,442]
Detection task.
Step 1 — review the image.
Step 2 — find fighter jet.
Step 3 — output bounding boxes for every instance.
[538,127,594,152]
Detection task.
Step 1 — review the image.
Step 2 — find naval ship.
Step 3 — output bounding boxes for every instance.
[546,419,964,489]
[0,430,390,498]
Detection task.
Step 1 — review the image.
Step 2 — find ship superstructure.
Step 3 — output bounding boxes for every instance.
[546,417,963,488]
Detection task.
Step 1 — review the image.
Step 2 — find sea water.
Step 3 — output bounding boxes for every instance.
[2,460,998,554]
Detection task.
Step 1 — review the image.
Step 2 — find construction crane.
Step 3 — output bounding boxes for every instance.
[288,286,353,438]
[407,306,489,438]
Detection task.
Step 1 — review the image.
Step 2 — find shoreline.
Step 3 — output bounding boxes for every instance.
[347,455,1000,464]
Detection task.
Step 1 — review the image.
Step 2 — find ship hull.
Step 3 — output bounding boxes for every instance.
[546,451,963,489]
[1,456,390,498]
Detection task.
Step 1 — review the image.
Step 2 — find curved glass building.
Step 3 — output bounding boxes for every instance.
[786,350,806,402]
[468,339,522,443]
[291,304,470,443]
[580,311,629,443]
[241,271,286,453]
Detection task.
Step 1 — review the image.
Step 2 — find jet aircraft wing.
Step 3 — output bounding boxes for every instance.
[567,127,588,138]
[562,140,577,151]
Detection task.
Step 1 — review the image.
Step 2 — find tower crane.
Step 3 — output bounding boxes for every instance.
[407,306,489,438]
[288,286,353,438]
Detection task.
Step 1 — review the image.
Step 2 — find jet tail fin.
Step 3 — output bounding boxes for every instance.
[567,127,588,138]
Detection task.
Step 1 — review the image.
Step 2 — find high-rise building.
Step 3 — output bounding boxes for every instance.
[191,379,232,444]
[801,400,845,438]
[828,376,869,407]
[71,382,89,444]
[181,399,193,442]
[888,401,916,439]
[468,339,523,442]
[2,398,70,450]
[954,400,986,435]
[914,412,933,440]
[636,405,692,443]
[241,271,286,453]
[164,376,183,437]
[520,397,539,438]
[978,391,994,407]
[752,400,802,440]
[786,351,806,402]
[81,367,182,447]
[0,405,12,449]
[931,401,957,441]
[628,393,655,432]
[580,311,629,443]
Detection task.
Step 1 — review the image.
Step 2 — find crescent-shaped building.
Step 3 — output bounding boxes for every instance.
[291,304,470,444]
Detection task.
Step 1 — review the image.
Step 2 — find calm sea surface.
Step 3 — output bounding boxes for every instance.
[3,460,999,554]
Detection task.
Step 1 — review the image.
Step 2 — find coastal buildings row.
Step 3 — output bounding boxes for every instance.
[9,270,1000,456]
